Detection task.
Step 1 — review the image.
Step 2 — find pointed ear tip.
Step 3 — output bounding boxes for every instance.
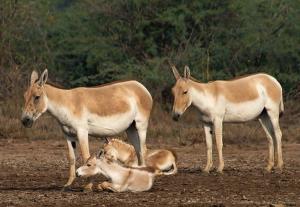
[30,71,39,84]
[170,65,180,76]
[31,70,38,74]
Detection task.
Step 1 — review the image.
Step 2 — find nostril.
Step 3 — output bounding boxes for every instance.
[172,112,180,121]
[22,117,30,124]
[21,116,33,127]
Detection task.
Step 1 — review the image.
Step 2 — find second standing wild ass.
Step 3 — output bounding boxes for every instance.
[170,64,284,173]
[21,69,153,190]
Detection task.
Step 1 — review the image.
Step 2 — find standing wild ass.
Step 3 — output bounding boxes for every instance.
[170,64,284,173]
[21,69,152,190]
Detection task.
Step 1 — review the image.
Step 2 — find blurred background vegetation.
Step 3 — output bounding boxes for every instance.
[1,0,300,90]
[0,0,299,143]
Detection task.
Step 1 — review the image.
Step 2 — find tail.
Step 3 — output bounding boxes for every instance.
[268,74,284,118]
[159,148,178,175]
[166,148,178,162]
[279,94,284,118]
[160,163,178,175]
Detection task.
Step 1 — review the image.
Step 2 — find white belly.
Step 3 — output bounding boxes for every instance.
[87,110,136,136]
[223,98,265,122]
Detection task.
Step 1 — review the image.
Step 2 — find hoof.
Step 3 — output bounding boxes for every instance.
[202,168,211,174]
[82,188,93,193]
[276,166,283,173]
[216,163,224,174]
[202,164,213,174]
[265,165,274,173]
[216,168,224,174]
[61,185,72,192]
[276,164,283,172]
[97,184,104,191]
[82,182,93,193]
[82,185,93,193]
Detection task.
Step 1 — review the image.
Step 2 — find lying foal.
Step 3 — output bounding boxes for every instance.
[76,153,156,192]
[103,138,177,175]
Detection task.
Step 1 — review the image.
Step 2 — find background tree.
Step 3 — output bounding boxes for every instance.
[1,0,299,97]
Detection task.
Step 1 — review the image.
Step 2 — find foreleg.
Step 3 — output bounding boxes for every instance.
[63,139,76,190]
[203,123,213,173]
[98,181,124,192]
[77,129,93,191]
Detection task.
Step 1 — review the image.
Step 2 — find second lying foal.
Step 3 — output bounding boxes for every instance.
[103,138,177,175]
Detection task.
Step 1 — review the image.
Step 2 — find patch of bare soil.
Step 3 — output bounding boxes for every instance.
[0,139,299,206]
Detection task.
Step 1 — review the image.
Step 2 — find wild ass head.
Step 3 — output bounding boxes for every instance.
[21,69,48,128]
[76,150,109,178]
[170,64,193,121]
[76,154,101,178]
[102,138,119,161]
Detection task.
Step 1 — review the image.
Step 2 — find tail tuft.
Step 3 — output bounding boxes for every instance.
[160,163,178,175]
[279,97,284,118]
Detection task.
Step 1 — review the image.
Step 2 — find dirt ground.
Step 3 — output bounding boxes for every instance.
[0,138,299,207]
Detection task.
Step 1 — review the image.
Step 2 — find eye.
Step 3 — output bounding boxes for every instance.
[34,96,40,102]
[87,163,91,167]
[183,90,188,95]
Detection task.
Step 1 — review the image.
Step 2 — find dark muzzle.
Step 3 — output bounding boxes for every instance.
[172,112,180,121]
[21,115,33,128]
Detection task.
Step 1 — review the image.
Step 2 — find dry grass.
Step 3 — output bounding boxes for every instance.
[0,69,299,146]
[0,98,63,141]
[2,98,297,146]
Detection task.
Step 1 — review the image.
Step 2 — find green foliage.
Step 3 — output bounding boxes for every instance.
[1,0,299,95]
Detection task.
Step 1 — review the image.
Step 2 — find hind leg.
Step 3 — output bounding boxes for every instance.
[136,120,148,165]
[259,112,275,172]
[213,117,224,173]
[268,111,283,171]
[98,182,124,192]
[126,121,147,166]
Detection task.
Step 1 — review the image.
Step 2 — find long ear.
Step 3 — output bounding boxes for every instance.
[184,65,191,79]
[30,71,39,85]
[38,69,48,86]
[104,137,110,144]
[168,61,181,80]
[97,149,104,158]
